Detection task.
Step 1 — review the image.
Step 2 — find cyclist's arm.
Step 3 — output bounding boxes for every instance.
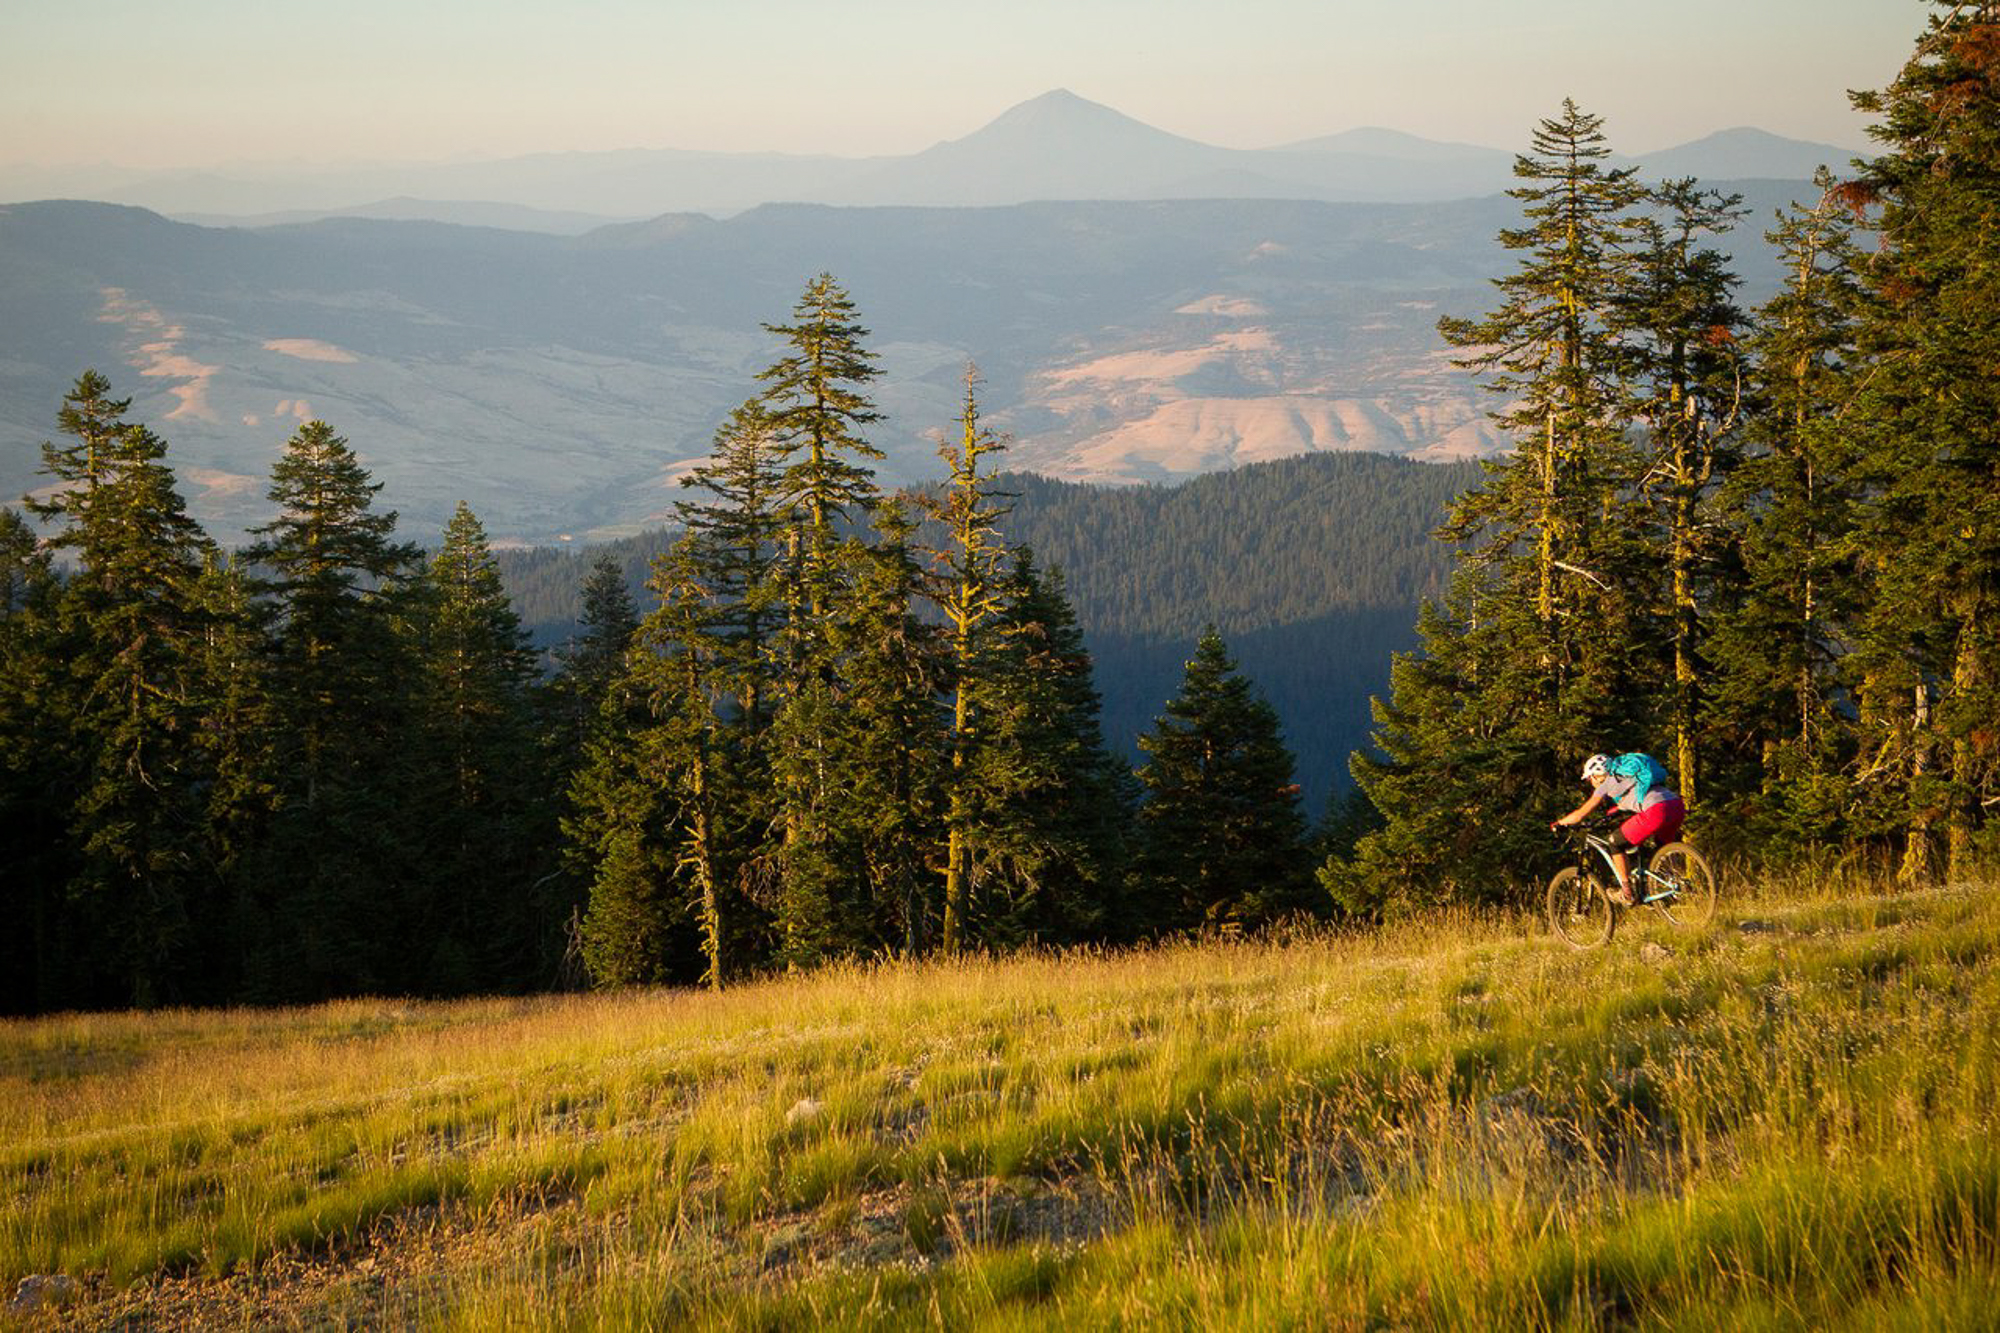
[1553,791,1607,827]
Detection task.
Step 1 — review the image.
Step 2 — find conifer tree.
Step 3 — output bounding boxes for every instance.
[187,551,276,999]
[610,542,733,986]
[241,419,423,999]
[1436,100,1648,635]
[574,556,641,689]
[753,274,890,963]
[962,553,1135,944]
[1705,173,1868,850]
[545,554,639,983]
[1432,101,1657,759]
[1336,595,1553,914]
[28,370,128,537]
[759,273,885,626]
[24,380,218,1006]
[920,369,1014,954]
[567,658,692,988]
[573,532,788,989]
[548,554,639,769]
[1349,103,1655,910]
[1621,179,1748,806]
[1846,3,2000,880]
[675,401,788,732]
[576,822,683,987]
[834,501,948,955]
[765,668,858,967]
[1135,629,1312,931]
[410,503,547,991]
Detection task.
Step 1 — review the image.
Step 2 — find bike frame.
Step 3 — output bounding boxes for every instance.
[1575,828,1678,906]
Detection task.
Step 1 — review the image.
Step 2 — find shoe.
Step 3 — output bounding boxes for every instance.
[1609,885,1636,907]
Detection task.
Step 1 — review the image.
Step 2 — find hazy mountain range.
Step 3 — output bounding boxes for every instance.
[3,90,1861,229]
[0,93,1854,544]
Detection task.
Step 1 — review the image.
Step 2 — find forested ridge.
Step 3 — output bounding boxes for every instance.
[3,4,1996,1013]
[495,453,1480,812]
[497,455,1475,642]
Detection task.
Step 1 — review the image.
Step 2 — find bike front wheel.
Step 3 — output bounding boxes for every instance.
[1647,842,1717,927]
[1547,866,1615,949]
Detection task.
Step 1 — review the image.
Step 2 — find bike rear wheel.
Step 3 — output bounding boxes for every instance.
[1547,866,1615,949]
[1647,842,1717,927]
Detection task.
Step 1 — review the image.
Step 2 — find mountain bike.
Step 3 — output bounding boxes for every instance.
[1545,825,1717,949]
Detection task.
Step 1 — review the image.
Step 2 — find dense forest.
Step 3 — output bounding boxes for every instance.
[3,4,1995,1011]
[1329,6,2000,913]
[497,457,1474,645]
[494,453,1481,812]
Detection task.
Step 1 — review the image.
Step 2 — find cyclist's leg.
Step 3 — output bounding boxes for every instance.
[1617,799,1684,902]
[1606,825,1639,903]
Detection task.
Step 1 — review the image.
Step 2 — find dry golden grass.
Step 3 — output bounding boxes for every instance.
[4,879,1997,1328]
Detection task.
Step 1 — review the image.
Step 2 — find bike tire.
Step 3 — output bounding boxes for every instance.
[1547,866,1615,949]
[1648,842,1717,927]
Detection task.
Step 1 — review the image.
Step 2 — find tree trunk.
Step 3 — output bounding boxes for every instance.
[1673,461,1698,806]
[1900,683,1933,886]
[1947,604,1982,881]
[942,678,970,956]
[689,753,723,991]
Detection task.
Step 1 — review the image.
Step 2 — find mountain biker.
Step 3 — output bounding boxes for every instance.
[1551,753,1685,906]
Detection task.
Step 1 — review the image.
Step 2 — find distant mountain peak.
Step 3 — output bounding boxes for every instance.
[1634,126,1863,179]
[965,89,1209,148]
[1001,88,1112,117]
[1677,125,1809,146]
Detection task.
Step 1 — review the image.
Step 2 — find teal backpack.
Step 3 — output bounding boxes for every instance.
[1607,752,1671,804]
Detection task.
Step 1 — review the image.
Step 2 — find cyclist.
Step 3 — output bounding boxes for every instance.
[1551,753,1685,906]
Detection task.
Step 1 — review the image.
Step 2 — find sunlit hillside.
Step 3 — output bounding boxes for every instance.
[6,878,1996,1327]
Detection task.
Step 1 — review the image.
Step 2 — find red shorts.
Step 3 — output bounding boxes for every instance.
[1620,796,1685,848]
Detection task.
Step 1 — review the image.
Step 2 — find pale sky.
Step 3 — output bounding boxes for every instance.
[2,0,1925,168]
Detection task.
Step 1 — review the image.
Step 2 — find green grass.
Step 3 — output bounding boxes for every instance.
[4,881,1998,1328]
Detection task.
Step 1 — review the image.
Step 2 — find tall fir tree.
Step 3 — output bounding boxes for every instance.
[1134,629,1312,932]
[548,553,640,772]
[759,272,885,628]
[1704,173,1869,853]
[545,553,640,984]
[1347,103,1655,911]
[919,369,1014,954]
[1846,2,2000,880]
[960,552,1135,945]
[1620,179,1748,807]
[585,542,731,987]
[25,377,219,1006]
[754,274,891,964]
[833,500,948,955]
[241,419,423,999]
[1436,99,1649,637]
[409,503,548,991]
[675,400,788,733]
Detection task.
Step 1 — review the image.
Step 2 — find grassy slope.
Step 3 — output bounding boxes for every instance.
[4,882,1998,1329]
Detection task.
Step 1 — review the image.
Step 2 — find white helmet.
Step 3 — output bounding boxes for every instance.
[1581,754,1610,782]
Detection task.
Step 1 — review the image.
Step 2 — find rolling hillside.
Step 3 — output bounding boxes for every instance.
[7,880,1993,1326]
[3,174,1822,545]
